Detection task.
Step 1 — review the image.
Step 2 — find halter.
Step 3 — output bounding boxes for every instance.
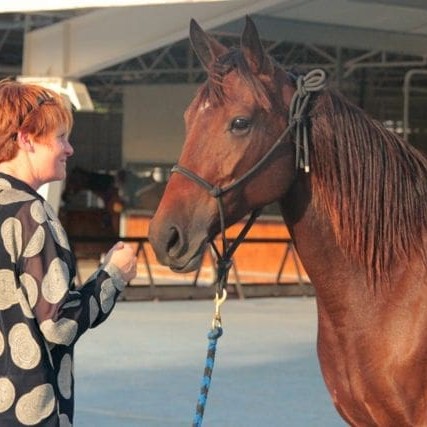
[172,69,327,295]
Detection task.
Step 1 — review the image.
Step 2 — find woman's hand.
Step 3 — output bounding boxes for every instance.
[103,241,137,283]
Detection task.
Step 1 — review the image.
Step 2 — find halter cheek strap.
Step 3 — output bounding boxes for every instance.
[171,68,327,294]
[171,163,261,291]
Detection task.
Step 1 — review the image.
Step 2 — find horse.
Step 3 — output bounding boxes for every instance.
[148,17,427,426]
[62,166,124,234]
[62,166,124,213]
[116,168,167,212]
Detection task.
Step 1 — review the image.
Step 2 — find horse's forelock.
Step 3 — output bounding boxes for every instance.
[199,48,274,111]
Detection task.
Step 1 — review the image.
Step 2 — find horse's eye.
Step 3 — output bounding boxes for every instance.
[230,117,251,135]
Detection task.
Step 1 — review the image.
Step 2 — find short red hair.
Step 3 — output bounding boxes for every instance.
[0,79,74,162]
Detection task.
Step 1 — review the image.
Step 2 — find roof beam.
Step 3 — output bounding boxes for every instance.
[219,15,427,57]
[22,0,285,77]
[1,0,234,13]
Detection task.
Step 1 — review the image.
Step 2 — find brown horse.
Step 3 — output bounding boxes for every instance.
[62,167,124,235]
[148,17,427,426]
[116,168,167,212]
[62,166,124,213]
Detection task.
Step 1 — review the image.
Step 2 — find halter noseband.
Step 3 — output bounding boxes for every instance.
[172,69,327,293]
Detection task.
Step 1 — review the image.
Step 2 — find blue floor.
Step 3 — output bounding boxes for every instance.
[74,298,346,426]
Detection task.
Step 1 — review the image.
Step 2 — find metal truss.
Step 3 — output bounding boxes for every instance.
[1,13,427,125]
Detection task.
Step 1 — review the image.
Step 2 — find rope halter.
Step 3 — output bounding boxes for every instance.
[171,68,326,292]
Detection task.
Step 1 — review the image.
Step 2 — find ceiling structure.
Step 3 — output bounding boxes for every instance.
[0,0,427,129]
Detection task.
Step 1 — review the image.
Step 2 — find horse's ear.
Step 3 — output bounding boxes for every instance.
[241,16,270,75]
[189,18,227,70]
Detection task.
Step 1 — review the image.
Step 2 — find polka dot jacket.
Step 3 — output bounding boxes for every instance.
[0,173,126,426]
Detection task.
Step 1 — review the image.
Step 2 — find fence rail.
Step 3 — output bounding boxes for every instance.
[69,235,312,300]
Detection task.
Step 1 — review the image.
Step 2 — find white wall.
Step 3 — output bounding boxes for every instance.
[122,83,199,164]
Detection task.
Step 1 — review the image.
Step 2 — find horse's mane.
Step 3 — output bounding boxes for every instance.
[197,47,427,285]
[310,90,427,285]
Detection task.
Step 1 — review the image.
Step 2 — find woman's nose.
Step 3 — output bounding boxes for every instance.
[65,140,74,156]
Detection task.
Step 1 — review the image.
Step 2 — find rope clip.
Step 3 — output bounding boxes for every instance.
[212,289,227,329]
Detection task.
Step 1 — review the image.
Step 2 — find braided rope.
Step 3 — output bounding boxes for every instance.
[192,325,223,427]
[289,69,327,172]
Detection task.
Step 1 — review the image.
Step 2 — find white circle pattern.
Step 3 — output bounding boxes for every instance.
[20,273,38,309]
[59,413,72,427]
[0,377,15,413]
[0,178,11,189]
[22,225,45,258]
[0,332,4,357]
[61,299,81,310]
[89,296,99,326]
[9,323,41,370]
[43,201,57,221]
[47,220,70,251]
[57,354,72,399]
[40,318,78,346]
[15,383,55,425]
[29,200,47,224]
[100,279,115,313]
[16,288,34,319]
[0,269,19,310]
[0,190,35,205]
[41,258,68,304]
[1,217,22,263]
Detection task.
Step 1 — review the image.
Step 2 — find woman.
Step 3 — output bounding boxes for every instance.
[0,79,137,426]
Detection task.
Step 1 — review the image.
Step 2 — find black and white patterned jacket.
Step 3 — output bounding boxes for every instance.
[0,172,126,426]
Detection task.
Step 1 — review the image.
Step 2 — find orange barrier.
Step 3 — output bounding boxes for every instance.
[67,213,311,299]
[120,213,309,293]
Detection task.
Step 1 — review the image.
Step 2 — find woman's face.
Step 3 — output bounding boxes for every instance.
[33,126,74,186]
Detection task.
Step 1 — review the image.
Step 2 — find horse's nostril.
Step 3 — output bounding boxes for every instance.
[167,226,184,258]
[167,227,179,251]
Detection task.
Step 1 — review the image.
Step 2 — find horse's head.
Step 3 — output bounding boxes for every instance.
[149,17,301,272]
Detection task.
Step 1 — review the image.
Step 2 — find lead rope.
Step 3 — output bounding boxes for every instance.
[191,208,260,427]
[192,291,226,427]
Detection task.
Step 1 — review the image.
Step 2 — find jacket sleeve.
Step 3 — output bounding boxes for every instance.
[13,198,126,347]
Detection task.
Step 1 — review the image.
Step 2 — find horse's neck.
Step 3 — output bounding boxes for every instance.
[280,174,427,318]
[281,178,427,427]
[279,176,367,304]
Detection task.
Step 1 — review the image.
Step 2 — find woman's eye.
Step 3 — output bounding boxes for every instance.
[57,134,69,146]
[230,117,251,135]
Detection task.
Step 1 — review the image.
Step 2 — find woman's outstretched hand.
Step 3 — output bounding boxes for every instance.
[104,241,137,283]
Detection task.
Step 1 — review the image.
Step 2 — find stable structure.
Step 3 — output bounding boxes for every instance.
[0,1,426,297]
[0,1,427,127]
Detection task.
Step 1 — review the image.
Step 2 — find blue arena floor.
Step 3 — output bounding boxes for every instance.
[74,297,346,426]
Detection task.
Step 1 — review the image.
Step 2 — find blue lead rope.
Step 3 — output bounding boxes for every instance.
[192,290,227,427]
[192,326,223,427]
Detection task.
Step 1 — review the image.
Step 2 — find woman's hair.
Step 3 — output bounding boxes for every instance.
[0,79,74,162]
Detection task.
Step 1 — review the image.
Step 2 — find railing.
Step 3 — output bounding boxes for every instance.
[69,235,310,299]
[69,235,153,286]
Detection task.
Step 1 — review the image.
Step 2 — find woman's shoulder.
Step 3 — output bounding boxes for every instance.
[0,174,39,207]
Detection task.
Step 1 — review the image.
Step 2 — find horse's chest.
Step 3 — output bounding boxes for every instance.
[317,323,427,426]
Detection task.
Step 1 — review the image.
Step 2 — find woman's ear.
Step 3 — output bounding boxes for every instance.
[16,132,35,152]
